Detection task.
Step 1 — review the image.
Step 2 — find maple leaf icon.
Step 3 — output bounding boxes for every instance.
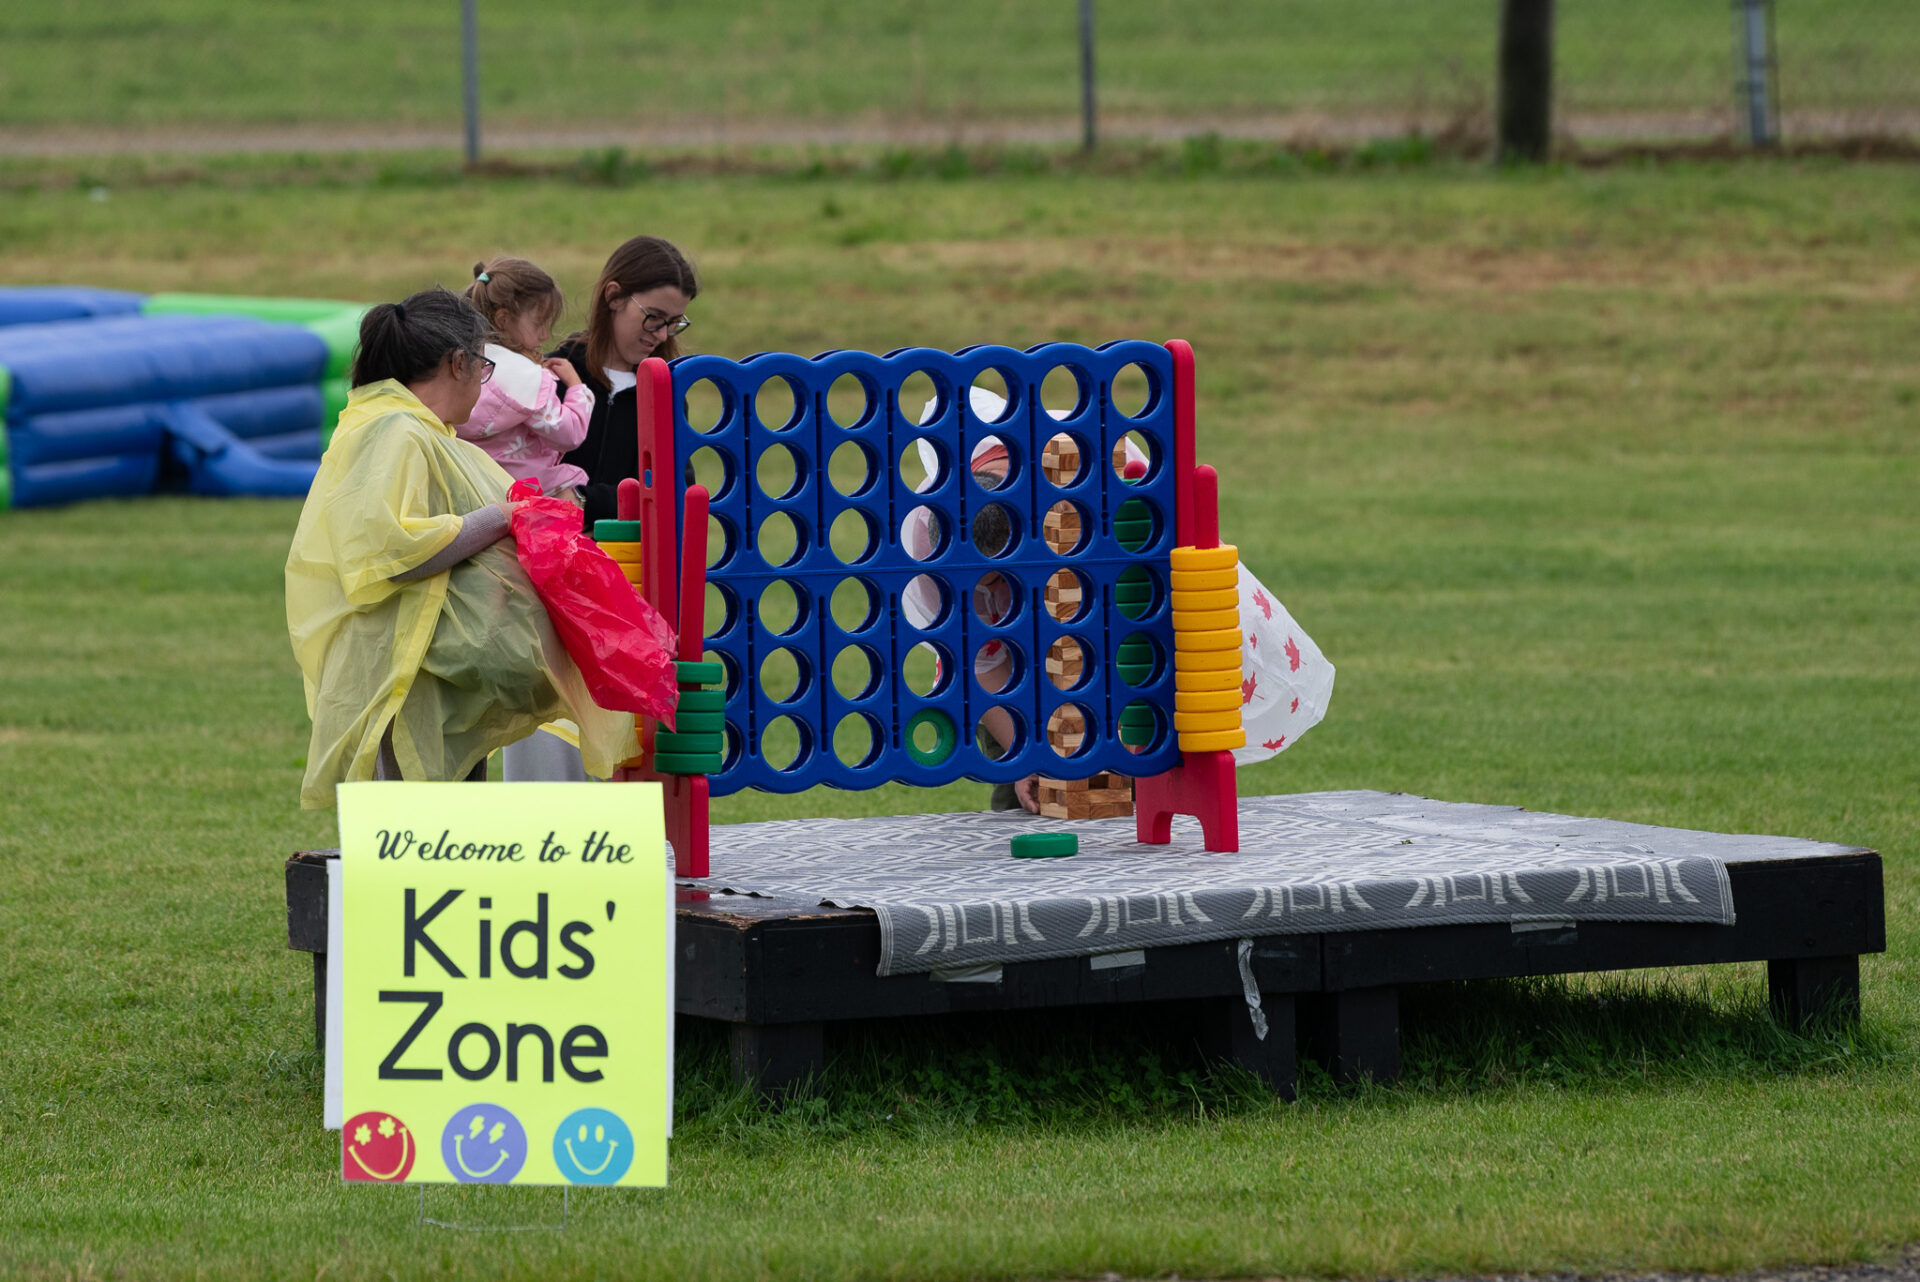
[1241,673,1258,703]
[1252,589,1273,620]
[1290,697,1299,714]
[1262,736,1286,750]
[1284,636,1302,672]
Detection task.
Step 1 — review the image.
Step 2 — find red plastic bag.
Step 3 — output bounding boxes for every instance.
[507,479,679,724]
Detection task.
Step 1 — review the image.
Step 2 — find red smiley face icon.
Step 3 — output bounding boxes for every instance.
[341,1111,415,1182]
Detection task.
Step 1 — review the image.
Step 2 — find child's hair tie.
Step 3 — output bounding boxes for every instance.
[476,272,490,283]
[392,302,407,322]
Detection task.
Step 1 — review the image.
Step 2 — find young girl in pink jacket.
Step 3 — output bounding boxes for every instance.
[458,257,596,500]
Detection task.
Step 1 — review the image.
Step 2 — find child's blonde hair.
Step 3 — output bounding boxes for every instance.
[464,257,564,360]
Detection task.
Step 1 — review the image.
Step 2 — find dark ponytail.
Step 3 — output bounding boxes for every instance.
[349,286,494,389]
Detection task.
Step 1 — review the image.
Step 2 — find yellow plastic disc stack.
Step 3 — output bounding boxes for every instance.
[1167,544,1245,752]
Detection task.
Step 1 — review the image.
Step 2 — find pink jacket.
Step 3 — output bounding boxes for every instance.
[456,344,593,493]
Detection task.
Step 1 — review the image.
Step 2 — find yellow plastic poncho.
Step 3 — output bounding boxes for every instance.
[285,380,637,808]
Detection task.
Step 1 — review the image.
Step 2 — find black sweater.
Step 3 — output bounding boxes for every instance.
[551,339,636,529]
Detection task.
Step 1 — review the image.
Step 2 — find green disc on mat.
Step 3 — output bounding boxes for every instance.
[668,710,725,734]
[675,660,724,687]
[593,520,643,542]
[652,751,724,775]
[1011,832,1078,859]
[653,730,723,756]
[675,689,726,712]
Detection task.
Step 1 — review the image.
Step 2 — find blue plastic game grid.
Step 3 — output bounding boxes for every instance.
[667,340,1186,796]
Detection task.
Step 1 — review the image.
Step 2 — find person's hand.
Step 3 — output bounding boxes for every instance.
[543,357,582,389]
[1014,774,1040,814]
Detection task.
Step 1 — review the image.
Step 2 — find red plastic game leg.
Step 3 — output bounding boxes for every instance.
[1135,749,1239,852]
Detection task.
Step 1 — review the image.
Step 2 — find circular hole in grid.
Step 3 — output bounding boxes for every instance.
[973,637,1022,696]
[688,445,730,499]
[902,572,950,630]
[972,501,1018,558]
[1042,499,1089,556]
[1040,365,1089,419]
[971,570,1019,627]
[756,443,802,500]
[1116,630,1164,688]
[830,577,878,632]
[683,377,726,434]
[757,646,808,705]
[722,720,744,771]
[832,644,880,701]
[754,375,802,431]
[833,712,883,768]
[968,368,1016,422]
[702,649,742,700]
[975,707,1025,762]
[1046,703,1096,759]
[1046,635,1089,692]
[830,508,879,565]
[1115,565,1162,621]
[1113,494,1160,553]
[968,435,1013,491]
[1041,431,1088,488]
[828,372,873,429]
[897,369,944,427]
[899,439,943,493]
[756,511,804,568]
[902,641,950,697]
[757,579,804,636]
[901,504,948,562]
[704,583,738,638]
[1112,429,1155,483]
[1043,568,1087,623]
[758,714,810,773]
[1118,698,1167,756]
[829,440,875,497]
[706,514,736,570]
[1111,362,1153,419]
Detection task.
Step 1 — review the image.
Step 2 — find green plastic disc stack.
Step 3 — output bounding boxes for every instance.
[654,660,728,774]
[1118,702,1158,747]
[594,519,644,543]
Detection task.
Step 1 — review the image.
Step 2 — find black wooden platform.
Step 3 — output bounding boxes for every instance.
[286,842,1882,1098]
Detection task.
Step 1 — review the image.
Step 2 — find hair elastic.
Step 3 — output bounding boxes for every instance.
[393,302,407,322]
[476,272,490,283]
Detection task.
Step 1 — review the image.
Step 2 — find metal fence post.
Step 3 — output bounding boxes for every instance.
[462,0,481,165]
[1078,0,1097,151]
[1732,0,1780,147]
[1496,0,1556,163]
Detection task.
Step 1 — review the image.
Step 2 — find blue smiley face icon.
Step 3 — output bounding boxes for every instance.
[552,1108,634,1185]
[440,1104,528,1184]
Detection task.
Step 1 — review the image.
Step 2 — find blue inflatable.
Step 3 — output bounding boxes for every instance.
[0,311,329,508]
[0,286,145,329]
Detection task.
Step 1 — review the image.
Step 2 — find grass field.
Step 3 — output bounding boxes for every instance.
[1,156,1917,1279]
[1,0,1917,135]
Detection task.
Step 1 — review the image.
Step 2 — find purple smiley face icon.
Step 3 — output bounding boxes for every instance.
[440,1104,527,1184]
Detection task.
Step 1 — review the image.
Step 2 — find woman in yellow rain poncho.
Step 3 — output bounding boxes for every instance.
[286,288,636,808]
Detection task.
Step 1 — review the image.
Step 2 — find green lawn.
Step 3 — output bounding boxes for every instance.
[0,0,1915,133]
[1,158,1917,1279]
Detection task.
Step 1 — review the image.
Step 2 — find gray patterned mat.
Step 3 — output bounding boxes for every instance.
[689,790,1841,977]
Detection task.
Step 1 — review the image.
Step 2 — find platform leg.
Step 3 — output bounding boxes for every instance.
[313,951,327,1054]
[729,1021,824,1096]
[1768,955,1860,1030]
[1204,994,1297,1099]
[1302,987,1400,1085]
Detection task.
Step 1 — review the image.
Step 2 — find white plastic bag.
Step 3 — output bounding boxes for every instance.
[1231,563,1335,767]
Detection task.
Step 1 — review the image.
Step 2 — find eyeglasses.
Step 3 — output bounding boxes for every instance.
[461,351,495,383]
[635,304,692,336]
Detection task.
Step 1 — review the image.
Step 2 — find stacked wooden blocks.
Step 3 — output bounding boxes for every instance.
[1036,771,1134,820]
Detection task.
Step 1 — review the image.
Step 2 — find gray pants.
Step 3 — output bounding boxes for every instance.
[502,728,590,782]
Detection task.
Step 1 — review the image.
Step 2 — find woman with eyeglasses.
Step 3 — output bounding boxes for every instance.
[552,236,700,529]
[285,286,637,805]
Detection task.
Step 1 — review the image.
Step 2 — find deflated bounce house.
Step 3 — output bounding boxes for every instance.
[0,286,366,510]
